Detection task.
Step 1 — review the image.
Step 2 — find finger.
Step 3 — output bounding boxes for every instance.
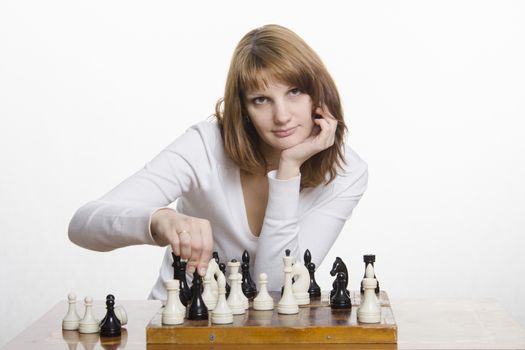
[314,117,331,133]
[316,104,336,120]
[313,118,336,148]
[169,229,181,256]
[178,229,192,261]
[315,111,338,131]
[187,222,203,275]
[197,222,213,276]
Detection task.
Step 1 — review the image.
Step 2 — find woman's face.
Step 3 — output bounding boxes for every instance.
[244,78,314,161]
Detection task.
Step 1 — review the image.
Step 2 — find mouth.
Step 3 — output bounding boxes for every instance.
[272,127,297,138]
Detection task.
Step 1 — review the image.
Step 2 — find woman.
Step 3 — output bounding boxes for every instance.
[68,24,368,299]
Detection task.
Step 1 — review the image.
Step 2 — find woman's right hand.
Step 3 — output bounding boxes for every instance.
[150,208,213,276]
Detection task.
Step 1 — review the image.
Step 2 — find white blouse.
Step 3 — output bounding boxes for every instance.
[68,120,368,299]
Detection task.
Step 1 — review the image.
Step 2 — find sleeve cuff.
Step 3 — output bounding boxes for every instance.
[147,207,177,246]
[265,170,301,219]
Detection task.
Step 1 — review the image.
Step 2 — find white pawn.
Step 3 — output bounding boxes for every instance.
[291,260,310,305]
[62,293,81,330]
[202,274,217,311]
[211,272,233,324]
[79,296,99,334]
[357,264,381,323]
[226,260,245,315]
[253,273,274,311]
[278,250,299,314]
[162,279,185,325]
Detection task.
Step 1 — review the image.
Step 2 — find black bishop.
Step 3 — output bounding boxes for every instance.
[241,250,257,299]
[304,249,321,297]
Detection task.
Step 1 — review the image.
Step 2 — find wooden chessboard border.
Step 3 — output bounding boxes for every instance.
[146,291,397,344]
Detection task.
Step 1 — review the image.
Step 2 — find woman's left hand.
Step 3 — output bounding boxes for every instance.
[277,104,338,179]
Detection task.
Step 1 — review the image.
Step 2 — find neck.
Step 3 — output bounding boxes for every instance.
[260,144,280,172]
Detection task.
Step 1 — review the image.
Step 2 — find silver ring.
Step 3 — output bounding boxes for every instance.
[177,230,190,235]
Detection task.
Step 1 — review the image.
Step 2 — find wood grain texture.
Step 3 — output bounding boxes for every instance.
[146,291,398,344]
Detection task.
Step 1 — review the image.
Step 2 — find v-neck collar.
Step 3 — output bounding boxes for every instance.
[235,167,260,241]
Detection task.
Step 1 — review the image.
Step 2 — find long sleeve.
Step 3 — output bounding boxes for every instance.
[253,148,368,290]
[68,123,215,251]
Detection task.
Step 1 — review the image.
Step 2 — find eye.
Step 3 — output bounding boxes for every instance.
[289,88,302,96]
[252,96,269,105]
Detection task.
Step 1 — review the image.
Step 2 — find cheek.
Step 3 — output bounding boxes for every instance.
[305,120,316,136]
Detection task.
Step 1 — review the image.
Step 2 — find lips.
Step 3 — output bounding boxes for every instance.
[272,127,296,138]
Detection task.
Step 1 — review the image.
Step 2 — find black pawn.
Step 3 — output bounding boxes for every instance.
[187,271,209,320]
[241,250,257,299]
[100,294,121,337]
[219,262,230,297]
[360,254,380,294]
[330,272,351,309]
[304,249,321,297]
[99,294,115,326]
[172,253,192,306]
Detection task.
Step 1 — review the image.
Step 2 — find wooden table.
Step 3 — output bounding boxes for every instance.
[2,298,525,350]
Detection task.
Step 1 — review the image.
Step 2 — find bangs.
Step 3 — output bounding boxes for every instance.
[237,51,314,97]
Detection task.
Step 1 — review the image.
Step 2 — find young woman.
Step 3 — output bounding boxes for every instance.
[68,24,368,299]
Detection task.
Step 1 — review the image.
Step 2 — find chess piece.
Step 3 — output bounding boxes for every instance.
[241,250,257,299]
[291,258,310,305]
[172,253,192,306]
[202,274,217,311]
[330,257,349,298]
[361,254,380,294]
[358,264,381,323]
[62,292,81,330]
[330,272,351,309]
[187,271,209,320]
[219,262,230,297]
[100,297,127,327]
[100,294,121,337]
[212,251,220,264]
[253,273,274,310]
[113,305,128,326]
[237,275,249,310]
[162,279,185,325]
[99,294,114,327]
[79,296,99,334]
[205,257,220,299]
[277,249,299,314]
[226,259,245,315]
[211,272,233,324]
[304,249,321,297]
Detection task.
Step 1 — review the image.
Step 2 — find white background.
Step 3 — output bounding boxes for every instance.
[1,1,524,347]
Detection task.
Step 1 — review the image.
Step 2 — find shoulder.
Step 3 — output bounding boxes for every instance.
[340,144,368,177]
[328,144,368,193]
[182,119,222,145]
[168,119,229,166]
[166,119,222,151]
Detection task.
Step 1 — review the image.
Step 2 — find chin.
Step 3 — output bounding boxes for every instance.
[270,136,304,150]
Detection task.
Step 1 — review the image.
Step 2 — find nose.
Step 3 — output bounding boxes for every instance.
[273,100,292,125]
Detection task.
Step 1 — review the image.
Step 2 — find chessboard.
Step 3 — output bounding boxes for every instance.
[146,290,397,345]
